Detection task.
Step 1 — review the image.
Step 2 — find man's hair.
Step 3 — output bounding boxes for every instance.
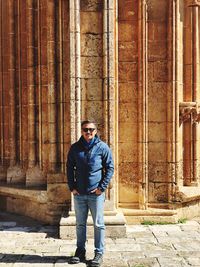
[81,120,97,129]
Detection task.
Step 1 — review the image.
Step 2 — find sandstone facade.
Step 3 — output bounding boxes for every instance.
[0,0,200,232]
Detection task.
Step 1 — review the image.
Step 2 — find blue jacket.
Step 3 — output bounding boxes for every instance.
[67,134,114,194]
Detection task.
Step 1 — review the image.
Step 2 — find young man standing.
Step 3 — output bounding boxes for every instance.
[67,120,114,266]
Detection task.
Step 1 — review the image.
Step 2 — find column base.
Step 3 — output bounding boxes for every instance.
[26,165,46,187]
[7,165,26,185]
[59,209,127,239]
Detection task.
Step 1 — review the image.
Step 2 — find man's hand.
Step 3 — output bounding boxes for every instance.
[72,189,79,195]
[90,188,102,195]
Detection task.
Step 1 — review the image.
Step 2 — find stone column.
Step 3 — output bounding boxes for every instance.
[8,0,16,168]
[191,5,199,182]
[47,0,57,172]
[46,0,68,223]
[0,0,6,181]
[26,0,44,187]
[7,0,26,185]
[138,0,148,209]
[69,0,81,145]
[167,0,179,201]
[103,0,116,211]
[27,0,36,168]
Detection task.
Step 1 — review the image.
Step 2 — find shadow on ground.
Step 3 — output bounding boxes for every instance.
[0,211,59,238]
[0,254,93,266]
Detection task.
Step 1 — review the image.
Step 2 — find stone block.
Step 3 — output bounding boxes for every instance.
[119,62,138,82]
[148,163,168,182]
[80,0,103,12]
[47,183,70,203]
[153,61,168,82]
[148,102,166,122]
[148,142,167,162]
[118,21,138,42]
[81,56,102,78]
[119,102,138,123]
[147,0,168,21]
[118,122,137,142]
[82,100,103,124]
[149,40,167,60]
[118,142,137,163]
[0,165,6,182]
[47,173,66,184]
[118,41,138,62]
[118,0,138,20]
[80,12,102,34]
[149,182,168,202]
[119,183,139,203]
[60,212,126,239]
[148,82,167,102]
[119,82,138,103]
[148,122,167,142]
[81,78,103,100]
[81,34,102,57]
[26,166,46,187]
[148,21,167,41]
[7,165,26,185]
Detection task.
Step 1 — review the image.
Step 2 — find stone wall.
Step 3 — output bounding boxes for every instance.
[0,0,200,224]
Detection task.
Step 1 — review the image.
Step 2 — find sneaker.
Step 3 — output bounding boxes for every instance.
[69,247,86,264]
[89,252,103,267]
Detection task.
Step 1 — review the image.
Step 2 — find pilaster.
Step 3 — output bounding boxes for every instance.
[167,0,179,201]
[138,0,148,209]
[47,0,57,172]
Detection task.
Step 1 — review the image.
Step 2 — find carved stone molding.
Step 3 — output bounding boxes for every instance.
[187,0,200,7]
[179,102,200,123]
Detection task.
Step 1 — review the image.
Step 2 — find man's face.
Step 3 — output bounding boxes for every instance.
[81,123,97,143]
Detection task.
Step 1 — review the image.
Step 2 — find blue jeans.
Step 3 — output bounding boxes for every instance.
[74,192,105,254]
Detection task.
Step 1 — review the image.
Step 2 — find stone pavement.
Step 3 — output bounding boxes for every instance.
[0,212,200,267]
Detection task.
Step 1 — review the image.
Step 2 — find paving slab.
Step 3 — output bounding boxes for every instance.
[0,212,200,266]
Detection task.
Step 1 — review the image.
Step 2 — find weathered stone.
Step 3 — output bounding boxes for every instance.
[0,0,200,228]
[7,166,26,185]
[26,166,46,187]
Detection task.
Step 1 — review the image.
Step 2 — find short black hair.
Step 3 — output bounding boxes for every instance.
[81,120,97,129]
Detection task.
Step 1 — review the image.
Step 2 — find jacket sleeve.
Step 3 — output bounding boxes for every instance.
[66,146,76,192]
[98,144,114,192]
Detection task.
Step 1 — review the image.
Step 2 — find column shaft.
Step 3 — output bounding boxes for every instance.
[8,0,16,166]
[138,0,148,209]
[27,0,36,168]
[47,0,57,171]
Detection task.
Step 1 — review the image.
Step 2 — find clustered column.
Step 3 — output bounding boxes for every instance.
[27,0,36,168]
[47,0,57,172]
[138,0,148,209]
[8,0,16,167]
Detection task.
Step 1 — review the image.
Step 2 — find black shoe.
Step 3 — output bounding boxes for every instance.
[89,252,103,267]
[69,248,86,264]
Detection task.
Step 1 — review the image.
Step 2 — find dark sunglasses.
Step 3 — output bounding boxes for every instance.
[82,128,96,133]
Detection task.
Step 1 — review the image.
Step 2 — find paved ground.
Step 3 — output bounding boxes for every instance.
[0,212,200,266]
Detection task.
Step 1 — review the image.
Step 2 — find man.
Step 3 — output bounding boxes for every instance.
[67,120,114,267]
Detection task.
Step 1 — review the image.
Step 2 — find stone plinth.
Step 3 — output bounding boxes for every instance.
[26,166,46,187]
[60,210,126,239]
[7,166,26,185]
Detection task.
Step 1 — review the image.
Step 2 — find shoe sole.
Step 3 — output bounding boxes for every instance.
[69,257,86,264]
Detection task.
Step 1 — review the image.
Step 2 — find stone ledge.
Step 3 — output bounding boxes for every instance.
[176,186,200,203]
[60,210,127,239]
[60,211,126,226]
[120,208,178,225]
[121,208,177,216]
[0,184,47,203]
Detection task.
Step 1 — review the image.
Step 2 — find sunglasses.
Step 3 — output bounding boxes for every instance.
[82,128,96,133]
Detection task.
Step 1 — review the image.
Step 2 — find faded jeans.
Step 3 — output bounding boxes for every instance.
[74,192,105,254]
